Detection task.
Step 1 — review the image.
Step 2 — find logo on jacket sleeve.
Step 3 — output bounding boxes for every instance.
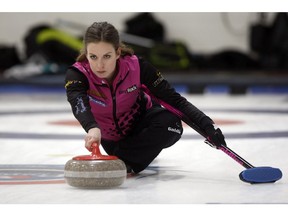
[152,71,164,87]
[75,97,87,114]
[65,80,82,89]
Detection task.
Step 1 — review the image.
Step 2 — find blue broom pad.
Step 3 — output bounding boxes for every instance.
[239,166,282,183]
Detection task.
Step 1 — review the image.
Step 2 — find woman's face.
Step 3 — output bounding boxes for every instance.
[86,42,121,82]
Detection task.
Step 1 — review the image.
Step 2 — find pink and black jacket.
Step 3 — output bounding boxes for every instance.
[65,55,213,141]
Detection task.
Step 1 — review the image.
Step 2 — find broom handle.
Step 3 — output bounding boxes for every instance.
[184,119,254,169]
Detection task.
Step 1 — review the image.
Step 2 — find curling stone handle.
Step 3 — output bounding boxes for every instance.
[91,143,102,157]
[71,142,119,160]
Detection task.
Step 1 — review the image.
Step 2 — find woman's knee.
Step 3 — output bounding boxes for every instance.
[162,111,183,133]
[158,111,183,148]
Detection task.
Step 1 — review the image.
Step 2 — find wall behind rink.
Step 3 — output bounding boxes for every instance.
[0,12,275,58]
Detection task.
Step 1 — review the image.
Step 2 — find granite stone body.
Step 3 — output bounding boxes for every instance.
[64,159,126,188]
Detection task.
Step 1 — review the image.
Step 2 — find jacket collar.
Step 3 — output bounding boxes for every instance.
[73,57,130,87]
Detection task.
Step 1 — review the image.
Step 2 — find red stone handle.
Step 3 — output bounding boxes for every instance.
[73,143,118,161]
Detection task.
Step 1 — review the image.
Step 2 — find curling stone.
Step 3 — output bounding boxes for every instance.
[64,143,126,188]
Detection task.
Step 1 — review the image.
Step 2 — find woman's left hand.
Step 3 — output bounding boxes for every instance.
[204,124,227,149]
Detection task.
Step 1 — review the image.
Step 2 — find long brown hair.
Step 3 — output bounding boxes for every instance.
[76,22,134,62]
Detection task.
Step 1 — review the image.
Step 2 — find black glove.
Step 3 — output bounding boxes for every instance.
[204,124,226,149]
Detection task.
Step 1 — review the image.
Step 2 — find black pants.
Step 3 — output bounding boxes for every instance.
[101,106,183,173]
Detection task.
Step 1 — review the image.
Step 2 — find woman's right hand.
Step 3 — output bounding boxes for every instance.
[84,127,101,151]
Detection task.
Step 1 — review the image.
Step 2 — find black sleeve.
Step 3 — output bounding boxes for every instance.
[139,57,214,129]
[65,66,99,132]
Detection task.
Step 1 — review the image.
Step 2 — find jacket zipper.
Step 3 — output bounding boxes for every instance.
[102,69,129,137]
[110,81,124,136]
